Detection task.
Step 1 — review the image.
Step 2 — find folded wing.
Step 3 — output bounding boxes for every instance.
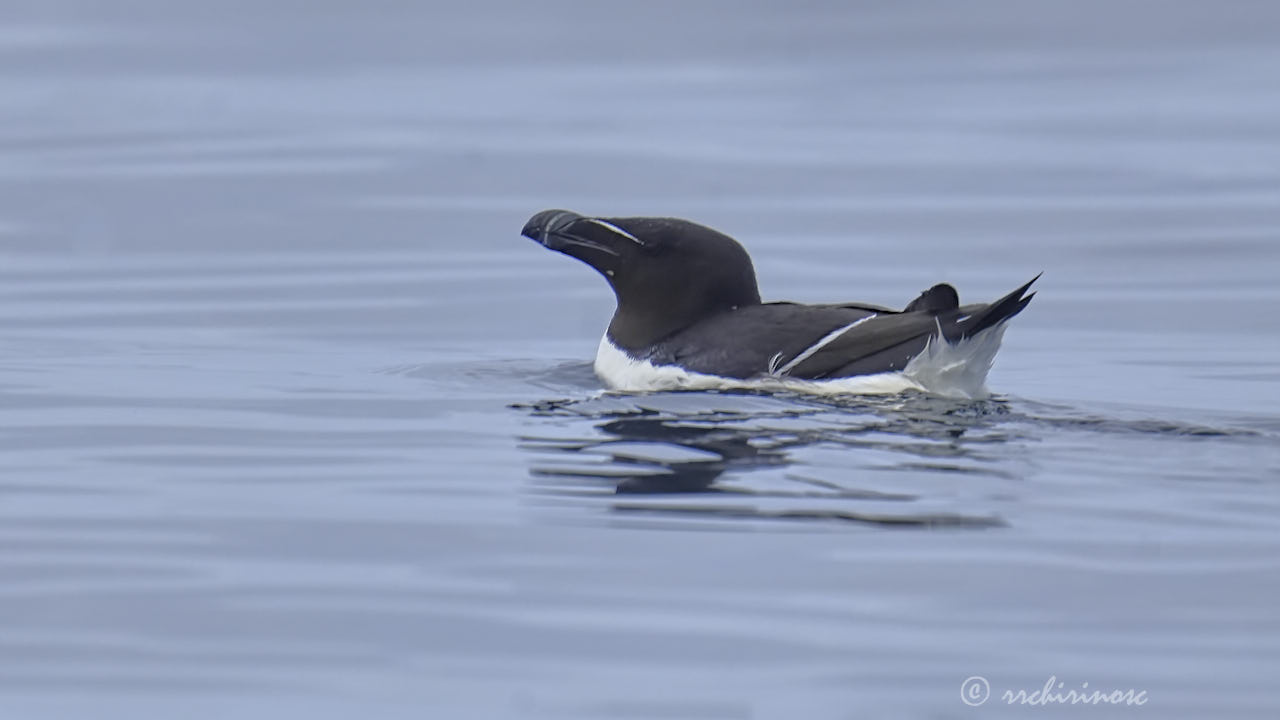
[785,275,1039,379]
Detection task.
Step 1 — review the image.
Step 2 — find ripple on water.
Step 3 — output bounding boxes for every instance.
[513,386,1277,530]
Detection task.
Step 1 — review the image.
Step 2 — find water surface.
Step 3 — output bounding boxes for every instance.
[2,1,1279,718]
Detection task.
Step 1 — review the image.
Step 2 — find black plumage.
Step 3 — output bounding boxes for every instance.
[521,209,1036,382]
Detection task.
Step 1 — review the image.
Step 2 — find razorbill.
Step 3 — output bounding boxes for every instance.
[521,209,1037,398]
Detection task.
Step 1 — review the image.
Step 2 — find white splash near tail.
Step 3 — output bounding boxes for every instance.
[900,323,1008,399]
[594,322,1011,399]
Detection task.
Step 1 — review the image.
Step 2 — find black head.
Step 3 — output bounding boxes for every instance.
[522,209,762,350]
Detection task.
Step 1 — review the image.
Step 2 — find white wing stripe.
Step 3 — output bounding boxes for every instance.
[775,315,875,376]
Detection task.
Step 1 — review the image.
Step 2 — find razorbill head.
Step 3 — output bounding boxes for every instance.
[522,209,761,350]
[521,209,1038,398]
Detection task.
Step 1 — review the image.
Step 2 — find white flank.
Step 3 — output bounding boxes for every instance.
[593,323,1011,400]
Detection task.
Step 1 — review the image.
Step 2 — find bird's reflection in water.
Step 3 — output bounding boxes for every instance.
[515,389,1021,528]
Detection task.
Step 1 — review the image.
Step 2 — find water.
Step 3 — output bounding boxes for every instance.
[2,1,1279,718]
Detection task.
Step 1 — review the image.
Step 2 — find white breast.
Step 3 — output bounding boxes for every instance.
[593,334,727,392]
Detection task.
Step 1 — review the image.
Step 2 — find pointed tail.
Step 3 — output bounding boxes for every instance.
[957,273,1040,338]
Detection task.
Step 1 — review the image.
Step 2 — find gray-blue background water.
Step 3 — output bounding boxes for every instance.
[2,1,1278,718]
